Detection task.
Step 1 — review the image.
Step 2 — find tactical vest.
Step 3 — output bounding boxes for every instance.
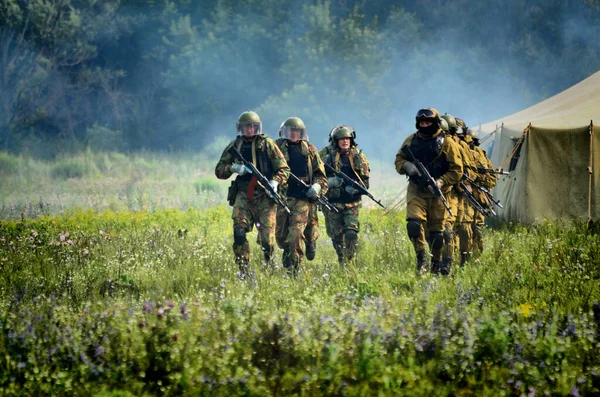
[409,133,449,180]
[234,135,273,192]
[276,139,314,199]
[326,147,364,204]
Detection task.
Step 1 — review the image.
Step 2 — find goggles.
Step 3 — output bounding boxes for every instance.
[416,109,436,118]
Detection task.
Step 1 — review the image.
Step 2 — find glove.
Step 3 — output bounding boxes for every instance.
[402,161,421,177]
[327,176,343,188]
[231,163,251,176]
[428,179,444,195]
[267,180,279,197]
[345,185,360,196]
[306,183,322,199]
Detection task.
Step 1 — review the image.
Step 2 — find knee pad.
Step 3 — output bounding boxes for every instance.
[429,231,444,250]
[406,219,421,239]
[344,229,358,243]
[233,227,247,245]
[443,226,454,244]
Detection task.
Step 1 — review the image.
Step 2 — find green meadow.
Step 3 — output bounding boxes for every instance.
[0,151,598,396]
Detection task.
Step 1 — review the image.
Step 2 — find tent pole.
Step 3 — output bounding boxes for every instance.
[588,120,594,225]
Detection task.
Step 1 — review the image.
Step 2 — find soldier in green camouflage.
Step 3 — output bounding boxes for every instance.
[275,117,328,274]
[215,111,290,277]
[321,125,370,264]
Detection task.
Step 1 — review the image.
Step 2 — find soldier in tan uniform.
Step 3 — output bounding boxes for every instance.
[275,117,328,274]
[455,117,479,266]
[467,128,497,254]
[215,111,290,278]
[395,108,463,274]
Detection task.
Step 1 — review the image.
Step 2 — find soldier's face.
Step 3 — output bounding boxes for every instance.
[289,129,301,143]
[337,137,351,150]
[241,123,257,137]
[419,120,433,128]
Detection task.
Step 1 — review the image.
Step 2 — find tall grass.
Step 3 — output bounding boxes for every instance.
[0,207,598,395]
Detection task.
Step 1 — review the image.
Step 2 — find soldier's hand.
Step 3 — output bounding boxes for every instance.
[402,161,421,177]
[327,176,343,188]
[435,179,444,189]
[231,163,252,176]
[306,183,322,199]
[345,185,360,196]
[267,180,279,196]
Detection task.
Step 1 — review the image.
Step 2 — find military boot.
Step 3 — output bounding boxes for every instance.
[431,259,443,275]
[416,250,428,273]
[460,252,471,267]
[333,238,345,265]
[440,258,452,276]
[305,241,317,261]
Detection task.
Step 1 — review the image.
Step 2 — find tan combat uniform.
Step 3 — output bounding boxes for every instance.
[395,130,463,272]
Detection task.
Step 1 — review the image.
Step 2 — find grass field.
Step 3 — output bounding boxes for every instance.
[0,151,599,396]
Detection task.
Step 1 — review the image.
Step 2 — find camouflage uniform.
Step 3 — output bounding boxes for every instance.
[215,131,289,275]
[321,126,370,264]
[275,132,327,272]
[395,109,463,274]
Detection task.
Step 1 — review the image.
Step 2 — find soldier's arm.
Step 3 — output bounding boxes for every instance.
[440,138,463,187]
[214,143,235,180]
[394,135,413,175]
[267,139,290,184]
[310,145,328,194]
[357,151,370,189]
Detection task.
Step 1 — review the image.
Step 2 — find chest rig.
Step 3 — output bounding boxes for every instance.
[409,133,449,180]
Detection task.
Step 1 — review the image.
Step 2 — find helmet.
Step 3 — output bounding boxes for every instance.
[455,117,466,136]
[331,125,356,145]
[439,118,449,132]
[415,108,441,129]
[279,116,308,141]
[236,111,262,135]
[466,128,479,140]
[441,113,457,130]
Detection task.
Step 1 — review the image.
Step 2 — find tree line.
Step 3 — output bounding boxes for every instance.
[1,0,600,157]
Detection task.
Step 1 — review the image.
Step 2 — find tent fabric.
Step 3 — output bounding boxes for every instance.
[479,71,600,223]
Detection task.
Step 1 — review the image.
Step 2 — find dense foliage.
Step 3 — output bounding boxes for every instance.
[2,0,600,156]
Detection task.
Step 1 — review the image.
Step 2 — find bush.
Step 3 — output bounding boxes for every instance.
[51,157,91,179]
[0,152,20,175]
[194,177,221,194]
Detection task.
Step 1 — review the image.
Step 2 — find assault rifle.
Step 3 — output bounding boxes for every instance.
[401,145,453,217]
[477,167,509,175]
[229,146,290,213]
[459,181,495,217]
[462,174,504,209]
[288,172,339,213]
[324,163,386,209]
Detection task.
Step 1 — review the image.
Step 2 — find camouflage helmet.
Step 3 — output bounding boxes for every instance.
[279,116,308,141]
[415,108,441,129]
[441,113,457,130]
[466,128,479,140]
[439,118,449,132]
[455,117,466,136]
[331,125,356,146]
[236,111,262,135]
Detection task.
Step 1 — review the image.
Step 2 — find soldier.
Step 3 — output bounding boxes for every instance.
[455,117,479,266]
[275,117,328,274]
[467,128,498,254]
[215,111,290,278]
[322,125,370,264]
[395,108,463,274]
